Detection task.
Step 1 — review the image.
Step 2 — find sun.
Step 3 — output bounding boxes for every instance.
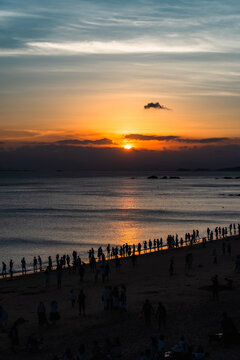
[124,144,132,150]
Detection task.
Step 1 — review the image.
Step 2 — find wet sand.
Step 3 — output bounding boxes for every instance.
[1,236,240,359]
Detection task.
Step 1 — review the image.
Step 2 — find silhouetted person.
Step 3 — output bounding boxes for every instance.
[21,257,26,275]
[56,265,62,289]
[63,347,74,360]
[9,259,13,279]
[69,289,76,307]
[2,262,7,278]
[78,289,86,316]
[142,299,154,326]
[9,320,19,350]
[37,301,48,326]
[33,256,37,272]
[0,305,8,329]
[49,300,60,324]
[38,255,42,271]
[79,264,85,282]
[156,302,167,330]
[222,312,239,345]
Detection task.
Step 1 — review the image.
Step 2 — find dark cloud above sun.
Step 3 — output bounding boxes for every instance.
[144,102,170,110]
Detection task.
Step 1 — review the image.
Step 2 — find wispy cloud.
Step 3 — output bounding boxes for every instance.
[0,39,226,57]
[125,134,178,141]
[125,134,232,144]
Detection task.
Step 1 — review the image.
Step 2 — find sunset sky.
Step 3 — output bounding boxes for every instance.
[0,0,240,169]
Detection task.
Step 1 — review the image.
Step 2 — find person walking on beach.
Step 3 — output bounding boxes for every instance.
[45,267,50,286]
[49,300,60,324]
[138,242,141,255]
[212,248,217,264]
[69,290,76,308]
[156,302,167,330]
[56,265,62,289]
[38,255,42,271]
[142,299,154,326]
[33,256,37,272]
[0,305,8,329]
[79,264,85,283]
[21,257,26,275]
[37,301,48,326]
[9,259,13,279]
[2,262,7,278]
[78,289,86,316]
[48,256,52,271]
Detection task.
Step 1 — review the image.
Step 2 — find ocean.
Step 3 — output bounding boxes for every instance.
[0,171,240,271]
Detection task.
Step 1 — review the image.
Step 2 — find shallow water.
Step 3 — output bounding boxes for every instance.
[0,171,240,270]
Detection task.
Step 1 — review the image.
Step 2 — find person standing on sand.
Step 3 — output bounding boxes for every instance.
[156,302,167,330]
[212,248,217,264]
[33,256,37,272]
[0,305,8,328]
[78,289,86,316]
[79,264,85,282]
[21,257,26,275]
[234,255,240,273]
[2,262,7,278]
[49,300,60,324]
[138,242,141,255]
[56,265,62,289]
[142,299,154,326]
[69,289,76,308]
[37,301,48,326]
[38,255,42,271]
[44,267,50,286]
[48,256,52,271]
[9,259,13,279]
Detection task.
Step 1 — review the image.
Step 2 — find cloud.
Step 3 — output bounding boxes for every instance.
[125,134,231,144]
[0,130,40,138]
[125,134,178,141]
[178,137,229,144]
[144,102,170,110]
[55,138,113,145]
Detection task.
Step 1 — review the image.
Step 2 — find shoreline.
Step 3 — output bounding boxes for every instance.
[1,232,239,281]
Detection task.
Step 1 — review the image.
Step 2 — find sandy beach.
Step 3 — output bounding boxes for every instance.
[1,236,240,360]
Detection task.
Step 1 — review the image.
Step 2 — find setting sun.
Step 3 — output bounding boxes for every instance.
[124,144,132,150]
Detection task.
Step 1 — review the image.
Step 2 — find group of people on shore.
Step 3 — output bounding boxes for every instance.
[1,223,240,359]
[2,224,240,279]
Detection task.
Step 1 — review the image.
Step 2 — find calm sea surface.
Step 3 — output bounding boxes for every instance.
[0,172,240,270]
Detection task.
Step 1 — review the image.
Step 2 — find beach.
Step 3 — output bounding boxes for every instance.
[1,235,240,359]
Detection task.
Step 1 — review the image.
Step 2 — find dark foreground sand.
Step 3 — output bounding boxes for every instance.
[1,237,240,360]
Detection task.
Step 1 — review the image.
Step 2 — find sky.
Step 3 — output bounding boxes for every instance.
[0,0,240,169]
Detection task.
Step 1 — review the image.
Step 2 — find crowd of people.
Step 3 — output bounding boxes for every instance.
[1,223,240,358]
[1,224,240,279]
